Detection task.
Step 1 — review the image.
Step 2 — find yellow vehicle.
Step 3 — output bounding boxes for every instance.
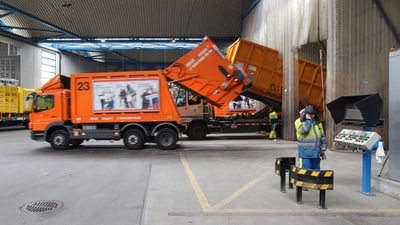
[0,82,36,127]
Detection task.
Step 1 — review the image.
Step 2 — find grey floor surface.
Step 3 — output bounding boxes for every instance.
[0,126,399,225]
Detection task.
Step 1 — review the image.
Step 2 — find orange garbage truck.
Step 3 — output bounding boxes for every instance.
[170,38,326,140]
[28,37,251,150]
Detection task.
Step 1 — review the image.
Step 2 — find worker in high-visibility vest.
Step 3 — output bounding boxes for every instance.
[268,106,279,141]
[294,105,327,170]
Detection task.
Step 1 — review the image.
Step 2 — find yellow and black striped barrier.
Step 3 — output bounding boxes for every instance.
[290,166,334,209]
[275,157,296,193]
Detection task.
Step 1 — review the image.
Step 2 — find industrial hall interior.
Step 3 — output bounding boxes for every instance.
[1,0,400,225]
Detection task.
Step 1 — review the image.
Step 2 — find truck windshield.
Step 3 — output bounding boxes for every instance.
[188,92,200,105]
[170,83,186,106]
[34,95,54,112]
[170,83,201,106]
[175,89,186,106]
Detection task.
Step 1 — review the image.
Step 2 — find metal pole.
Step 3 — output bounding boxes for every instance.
[360,126,375,195]
[320,49,326,120]
[280,166,286,193]
[296,186,303,204]
[378,150,390,177]
[319,190,327,209]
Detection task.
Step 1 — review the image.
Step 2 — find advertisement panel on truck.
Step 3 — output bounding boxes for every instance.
[93,78,160,112]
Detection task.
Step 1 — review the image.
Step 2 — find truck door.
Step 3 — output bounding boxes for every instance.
[29,94,60,131]
[172,86,205,122]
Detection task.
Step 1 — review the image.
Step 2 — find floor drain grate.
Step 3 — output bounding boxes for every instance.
[21,200,63,213]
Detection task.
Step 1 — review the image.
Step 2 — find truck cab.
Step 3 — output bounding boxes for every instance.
[170,83,271,140]
[29,75,71,144]
[170,83,211,139]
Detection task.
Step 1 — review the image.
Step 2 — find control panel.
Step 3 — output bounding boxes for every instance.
[334,129,381,150]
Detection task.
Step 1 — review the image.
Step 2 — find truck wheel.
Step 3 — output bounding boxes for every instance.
[188,123,207,140]
[123,129,145,150]
[155,128,178,150]
[50,130,70,150]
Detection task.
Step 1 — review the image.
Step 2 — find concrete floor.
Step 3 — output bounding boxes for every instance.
[0,126,399,225]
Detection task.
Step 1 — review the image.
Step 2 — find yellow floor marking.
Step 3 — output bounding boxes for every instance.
[211,170,272,210]
[169,207,400,216]
[179,152,400,216]
[213,208,400,214]
[179,152,274,211]
[178,152,211,211]
[178,151,400,215]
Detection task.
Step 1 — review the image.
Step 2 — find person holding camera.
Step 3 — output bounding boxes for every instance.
[294,105,327,170]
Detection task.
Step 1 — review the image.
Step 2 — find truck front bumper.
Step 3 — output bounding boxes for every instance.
[31,131,45,142]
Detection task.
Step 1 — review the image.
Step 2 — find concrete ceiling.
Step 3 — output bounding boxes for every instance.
[0,0,255,69]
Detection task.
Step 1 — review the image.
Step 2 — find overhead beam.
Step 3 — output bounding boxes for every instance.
[42,40,203,51]
[371,0,400,46]
[39,37,237,51]
[0,25,64,34]
[241,0,261,18]
[240,0,260,37]
[0,1,82,40]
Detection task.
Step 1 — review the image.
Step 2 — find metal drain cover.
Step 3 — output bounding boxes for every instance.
[21,200,63,213]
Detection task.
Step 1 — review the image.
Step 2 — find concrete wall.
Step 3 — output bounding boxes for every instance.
[0,35,43,88]
[241,0,398,145]
[326,0,400,147]
[0,35,107,89]
[60,52,107,76]
[242,0,329,140]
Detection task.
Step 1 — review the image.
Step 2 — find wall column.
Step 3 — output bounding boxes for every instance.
[281,2,299,141]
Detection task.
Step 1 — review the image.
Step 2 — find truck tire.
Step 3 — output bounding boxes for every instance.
[50,130,70,150]
[123,129,145,150]
[155,128,178,150]
[188,123,207,140]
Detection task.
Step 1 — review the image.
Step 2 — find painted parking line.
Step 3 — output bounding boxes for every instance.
[169,208,400,216]
[178,152,211,211]
[178,151,400,216]
[178,151,273,211]
[211,170,272,210]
